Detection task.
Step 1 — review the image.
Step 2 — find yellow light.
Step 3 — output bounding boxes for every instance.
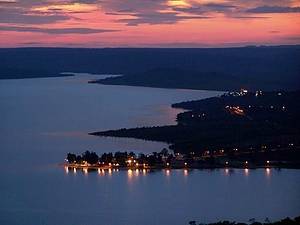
[98,168,101,174]
[127,169,133,180]
[108,168,112,175]
[108,163,112,167]
[73,168,77,173]
[266,160,270,164]
[244,168,249,175]
[245,161,248,164]
[184,162,187,166]
[166,162,170,166]
[136,163,139,167]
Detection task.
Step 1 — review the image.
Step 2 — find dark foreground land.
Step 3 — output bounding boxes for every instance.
[90,90,300,168]
[1,46,300,90]
[186,216,300,225]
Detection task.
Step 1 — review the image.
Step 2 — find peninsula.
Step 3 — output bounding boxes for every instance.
[90,90,300,168]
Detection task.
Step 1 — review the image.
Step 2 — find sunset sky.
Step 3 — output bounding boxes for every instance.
[0,0,300,47]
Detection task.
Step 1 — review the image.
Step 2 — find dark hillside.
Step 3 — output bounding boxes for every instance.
[1,46,299,90]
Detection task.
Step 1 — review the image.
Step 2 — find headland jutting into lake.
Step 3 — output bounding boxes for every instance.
[66,89,300,171]
[186,216,300,225]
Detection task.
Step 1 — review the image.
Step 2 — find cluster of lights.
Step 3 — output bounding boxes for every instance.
[65,158,273,176]
[228,89,249,97]
[255,90,263,97]
[126,159,149,168]
[191,113,206,118]
[127,168,148,177]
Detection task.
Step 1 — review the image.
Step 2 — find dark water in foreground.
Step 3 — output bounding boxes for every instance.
[0,75,299,225]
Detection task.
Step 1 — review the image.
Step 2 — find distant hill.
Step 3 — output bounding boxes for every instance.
[0,46,299,90]
[95,67,295,91]
[91,91,300,156]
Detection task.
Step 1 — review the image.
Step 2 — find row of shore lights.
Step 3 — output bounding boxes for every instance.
[65,167,188,176]
[66,167,271,177]
[127,160,189,167]
[65,160,272,174]
[65,167,121,174]
[126,160,189,167]
[95,160,272,168]
[126,160,272,167]
[225,160,270,166]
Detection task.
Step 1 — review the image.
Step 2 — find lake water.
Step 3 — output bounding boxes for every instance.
[0,74,299,225]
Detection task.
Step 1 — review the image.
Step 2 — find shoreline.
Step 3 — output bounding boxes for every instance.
[89,79,229,92]
[62,163,300,171]
[0,73,73,80]
[90,90,300,160]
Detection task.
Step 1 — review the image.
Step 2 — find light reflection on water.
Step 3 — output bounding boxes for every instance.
[225,168,229,175]
[244,168,249,176]
[165,169,170,176]
[64,167,276,179]
[83,168,88,175]
[183,169,189,176]
[0,75,299,225]
[265,168,271,177]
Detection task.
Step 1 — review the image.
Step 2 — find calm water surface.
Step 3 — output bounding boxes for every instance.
[0,75,299,225]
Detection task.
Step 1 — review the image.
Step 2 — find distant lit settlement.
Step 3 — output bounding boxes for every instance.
[64,89,300,173]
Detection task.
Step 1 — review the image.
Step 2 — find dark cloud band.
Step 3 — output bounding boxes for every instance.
[0,26,119,34]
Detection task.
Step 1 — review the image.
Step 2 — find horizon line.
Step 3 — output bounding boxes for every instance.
[1,44,300,50]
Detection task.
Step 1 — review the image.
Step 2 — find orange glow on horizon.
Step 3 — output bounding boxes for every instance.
[0,1,299,47]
